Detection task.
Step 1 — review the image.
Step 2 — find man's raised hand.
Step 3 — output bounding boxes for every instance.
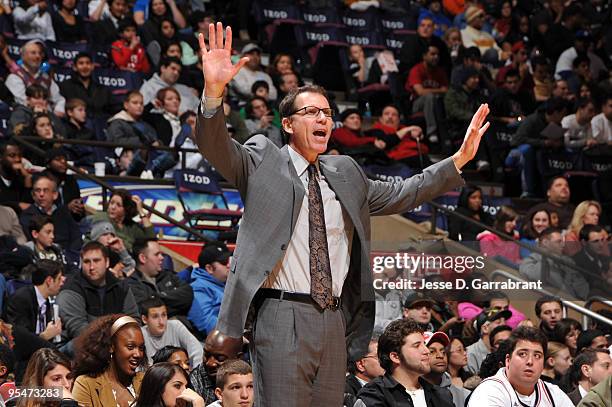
[452,103,490,170]
[199,22,249,98]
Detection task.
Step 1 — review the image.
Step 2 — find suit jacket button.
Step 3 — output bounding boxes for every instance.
[281,244,287,250]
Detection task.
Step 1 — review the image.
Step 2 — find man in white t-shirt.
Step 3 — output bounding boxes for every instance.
[355,319,454,407]
[467,326,574,407]
[591,95,611,145]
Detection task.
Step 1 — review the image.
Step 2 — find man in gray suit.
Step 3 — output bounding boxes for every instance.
[195,22,491,407]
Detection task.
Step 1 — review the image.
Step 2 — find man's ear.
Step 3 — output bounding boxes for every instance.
[214,387,223,401]
[32,230,39,240]
[281,117,293,135]
[0,366,7,378]
[389,351,400,365]
[141,315,148,326]
[355,359,366,374]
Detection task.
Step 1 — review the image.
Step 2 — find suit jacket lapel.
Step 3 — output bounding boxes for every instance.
[281,146,305,232]
[319,158,363,238]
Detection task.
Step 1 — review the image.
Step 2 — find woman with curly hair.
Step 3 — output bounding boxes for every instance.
[88,189,155,251]
[18,348,77,407]
[72,314,146,407]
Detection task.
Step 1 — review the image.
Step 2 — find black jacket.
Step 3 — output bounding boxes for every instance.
[357,374,454,407]
[59,75,113,117]
[127,269,194,317]
[19,205,82,252]
[5,286,53,334]
[346,374,364,397]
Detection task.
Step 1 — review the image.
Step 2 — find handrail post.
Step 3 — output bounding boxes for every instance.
[430,205,437,235]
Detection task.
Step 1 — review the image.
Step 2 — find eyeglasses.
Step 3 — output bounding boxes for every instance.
[289,106,335,118]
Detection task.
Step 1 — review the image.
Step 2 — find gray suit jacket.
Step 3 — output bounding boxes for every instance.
[196,108,464,359]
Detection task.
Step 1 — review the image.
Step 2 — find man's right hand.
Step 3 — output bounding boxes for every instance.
[40,319,62,341]
[199,22,249,98]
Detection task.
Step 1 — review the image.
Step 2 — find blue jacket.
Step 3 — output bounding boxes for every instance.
[188,267,225,336]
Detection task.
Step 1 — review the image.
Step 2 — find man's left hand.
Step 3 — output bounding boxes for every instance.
[452,103,490,170]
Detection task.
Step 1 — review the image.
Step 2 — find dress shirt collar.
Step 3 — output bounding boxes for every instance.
[34,285,47,308]
[287,144,319,178]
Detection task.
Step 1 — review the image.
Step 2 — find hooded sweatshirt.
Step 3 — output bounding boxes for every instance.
[139,73,200,114]
[188,267,225,336]
[105,110,158,145]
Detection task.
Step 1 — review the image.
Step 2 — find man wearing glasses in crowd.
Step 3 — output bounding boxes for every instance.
[195,22,491,406]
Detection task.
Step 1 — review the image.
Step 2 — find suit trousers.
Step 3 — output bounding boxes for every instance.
[250,297,347,407]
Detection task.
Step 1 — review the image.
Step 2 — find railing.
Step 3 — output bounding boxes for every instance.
[14,137,212,242]
[490,269,612,329]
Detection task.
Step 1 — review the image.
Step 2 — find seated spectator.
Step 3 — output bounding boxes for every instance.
[134,362,205,407]
[91,0,129,45]
[552,79,575,103]
[347,44,371,88]
[496,42,532,92]
[398,16,450,76]
[277,72,300,104]
[8,84,65,139]
[520,208,552,258]
[542,341,572,385]
[89,189,155,251]
[543,4,582,62]
[572,225,610,285]
[520,227,589,300]
[356,319,454,406]
[143,87,182,147]
[160,40,204,92]
[555,31,608,82]
[90,221,136,279]
[128,238,193,317]
[443,27,462,64]
[530,176,575,229]
[489,325,512,352]
[423,331,469,407]
[402,292,435,331]
[576,330,608,353]
[565,201,602,255]
[135,0,187,45]
[535,295,563,341]
[459,290,526,329]
[152,345,190,371]
[56,242,139,342]
[20,348,75,403]
[566,54,592,96]
[532,56,554,103]
[467,326,574,406]
[207,359,254,407]
[111,19,150,73]
[331,109,389,164]
[552,318,582,357]
[444,67,488,167]
[0,139,33,211]
[460,6,508,64]
[243,96,284,148]
[24,215,66,265]
[20,173,82,256]
[371,104,431,169]
[188,242,230,337]
[22,113,65,166]
[251,80,270,100]
[45,148,85,220]
[418,0,452,38]
[63,99,94,141]
[0,344,16,401]
[267,53,299,90]
[146,18,197,68]
[51,0,86,43]
[508,98,569,197]
[406,45,448,142]
[590,94,611,145]
[13,0,55,41]
[345,338,384,398]
[5,259,64,341]
[59,53,113,120]
[6,41,65,115]
[189,330,244,405]
[567,349,612,405]
[140,57,199,114]
[466,308,511,374]
[447,337,472,388]
[0,205,27,245]
[230,43,277,102]
[562,98,597,150]
[489,68,535,128]
[492,0,512,43]
[140,297,203,368]
[448,184,493,242]
[477,205,520,266]
[72,314,145,406]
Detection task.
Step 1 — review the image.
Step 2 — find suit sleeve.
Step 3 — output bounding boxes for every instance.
[366,157,464,216]
[5,292,30,330]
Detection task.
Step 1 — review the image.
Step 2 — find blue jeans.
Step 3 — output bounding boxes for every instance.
[506,144,537,195]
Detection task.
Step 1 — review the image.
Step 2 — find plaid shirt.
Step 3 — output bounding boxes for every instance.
[189,364,217,405]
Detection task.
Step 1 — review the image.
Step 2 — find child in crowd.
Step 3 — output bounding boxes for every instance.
[111,19,150,73]
[25,215,66,265]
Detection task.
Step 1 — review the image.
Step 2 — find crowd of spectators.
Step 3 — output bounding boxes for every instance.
[0,0,611,406]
